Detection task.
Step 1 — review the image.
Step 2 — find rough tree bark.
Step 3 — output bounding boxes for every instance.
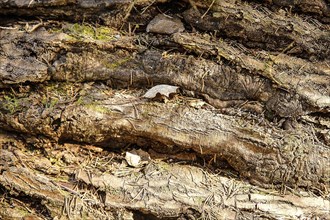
[0,0,329,219]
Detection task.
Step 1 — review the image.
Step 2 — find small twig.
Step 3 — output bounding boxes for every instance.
[140,0,156,14]
[189,0,199,12]
[125,118,138,130]
[28,0,34,7]
[130,70,133,85]
[124,0,135,21]
[87,170,93,185]
[201,0,215,19]
[26,20,43,33]
[0,26,17,30]
[11,198,33,213]
[201,71,208,92]
[131,187,145,202]
[51,180,80,195]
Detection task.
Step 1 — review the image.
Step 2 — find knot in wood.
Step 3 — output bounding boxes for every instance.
[266,92,303,118]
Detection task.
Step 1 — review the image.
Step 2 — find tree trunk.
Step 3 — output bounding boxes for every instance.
[0,0,329,219]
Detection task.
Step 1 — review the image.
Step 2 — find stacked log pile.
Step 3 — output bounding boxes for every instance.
[0,0,329,219]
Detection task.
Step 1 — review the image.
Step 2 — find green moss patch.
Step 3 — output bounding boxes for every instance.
[67,23,117,42]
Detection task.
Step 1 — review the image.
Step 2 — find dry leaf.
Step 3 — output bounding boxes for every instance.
[142,84,179,99]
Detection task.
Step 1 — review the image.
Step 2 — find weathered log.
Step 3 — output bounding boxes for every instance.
[0,84,329,192]
[1,25,329,113]
[183,1,330,59]
[0,0,164,22]
[257,0,330,23]
[0,0,328,23]
[0,132,329,219]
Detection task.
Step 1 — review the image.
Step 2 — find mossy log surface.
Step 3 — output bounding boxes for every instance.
[0,0,329,219]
